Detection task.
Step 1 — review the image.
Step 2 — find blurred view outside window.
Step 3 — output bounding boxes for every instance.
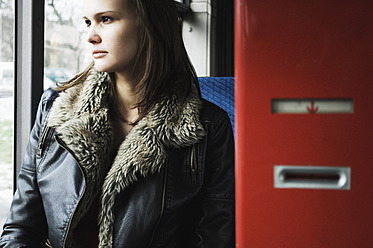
[44,0,89,89]
[0,0,14,226]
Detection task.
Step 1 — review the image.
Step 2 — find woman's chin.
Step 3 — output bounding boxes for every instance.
[93,63,112,73]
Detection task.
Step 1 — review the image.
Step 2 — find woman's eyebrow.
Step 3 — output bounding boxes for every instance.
[83,11,121,20]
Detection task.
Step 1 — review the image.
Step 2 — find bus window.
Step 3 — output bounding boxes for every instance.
[0,0,15,227]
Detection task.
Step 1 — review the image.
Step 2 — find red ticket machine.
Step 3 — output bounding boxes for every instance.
[235,0,373,247]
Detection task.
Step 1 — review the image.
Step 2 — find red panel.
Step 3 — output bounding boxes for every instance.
[235,0,373,247]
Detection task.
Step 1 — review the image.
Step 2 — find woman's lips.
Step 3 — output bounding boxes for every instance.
[92,51,108,59]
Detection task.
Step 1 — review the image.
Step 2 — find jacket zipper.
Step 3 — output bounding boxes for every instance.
[45,239,52,248]
[190,145,197,185]
[147,153,169,248]
[38,126,50,157]
[54,135,87,248]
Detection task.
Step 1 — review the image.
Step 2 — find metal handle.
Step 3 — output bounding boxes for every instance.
[274,165,351,190]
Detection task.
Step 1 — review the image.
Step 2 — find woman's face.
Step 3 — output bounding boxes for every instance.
[84,0,140,77]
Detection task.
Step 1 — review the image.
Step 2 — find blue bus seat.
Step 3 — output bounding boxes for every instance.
[198,77,235,133]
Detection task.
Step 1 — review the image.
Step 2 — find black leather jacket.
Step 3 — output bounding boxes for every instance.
[0,75,235,248]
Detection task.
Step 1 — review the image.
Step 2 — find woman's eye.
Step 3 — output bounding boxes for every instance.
[85,20,91,27]
[102,16,113,23]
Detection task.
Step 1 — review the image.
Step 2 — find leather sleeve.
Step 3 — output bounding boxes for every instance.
[0,90,56,248]
[193,107,235,247]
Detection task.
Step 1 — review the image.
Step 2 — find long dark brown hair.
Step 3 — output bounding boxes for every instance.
[56,0,200,117]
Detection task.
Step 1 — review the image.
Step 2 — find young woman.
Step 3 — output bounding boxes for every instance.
[0,0,235,247]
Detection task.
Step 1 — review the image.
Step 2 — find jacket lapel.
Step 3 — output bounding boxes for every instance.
[47,71,114,247]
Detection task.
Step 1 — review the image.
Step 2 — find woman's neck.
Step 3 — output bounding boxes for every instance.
[114,73,140,124]
[111,73,141,149]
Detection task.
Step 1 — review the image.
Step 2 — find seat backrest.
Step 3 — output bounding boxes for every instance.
[198,77,235,134]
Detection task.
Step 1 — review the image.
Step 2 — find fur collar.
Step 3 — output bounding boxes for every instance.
[47,69,205,247]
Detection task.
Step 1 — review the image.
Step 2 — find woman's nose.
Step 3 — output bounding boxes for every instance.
[87,26,101,44]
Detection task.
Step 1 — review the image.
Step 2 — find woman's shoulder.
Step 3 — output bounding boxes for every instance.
[41,88,60,104]
[200,99,232,130]
[37,88,60,116]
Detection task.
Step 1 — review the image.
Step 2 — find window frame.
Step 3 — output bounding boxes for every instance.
[14,0,44,188]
